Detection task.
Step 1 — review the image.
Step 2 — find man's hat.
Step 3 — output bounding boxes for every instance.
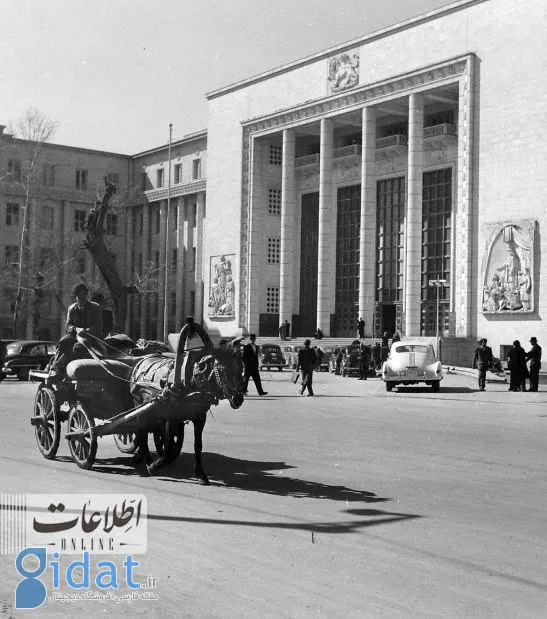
[304,339,311,345]
[530,337,537,343]
[250,333,256,339]
[480,338,487,344]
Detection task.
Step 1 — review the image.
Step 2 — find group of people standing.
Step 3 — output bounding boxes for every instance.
[473,337,542,392]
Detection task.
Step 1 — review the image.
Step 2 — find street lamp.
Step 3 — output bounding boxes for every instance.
[429,278,447,354]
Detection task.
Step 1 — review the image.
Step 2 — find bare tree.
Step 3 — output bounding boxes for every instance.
[6,107,58,338]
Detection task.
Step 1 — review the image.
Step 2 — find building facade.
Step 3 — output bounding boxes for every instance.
[204,0,546,360]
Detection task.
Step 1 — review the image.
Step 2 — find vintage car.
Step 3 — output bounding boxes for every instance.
[340,344,375,377]
[283,344,301,369]
[259,343,286,371]
[382,339,443,392]
[1,340,56,381]
[317,346,336,372]
[328,348,343,374]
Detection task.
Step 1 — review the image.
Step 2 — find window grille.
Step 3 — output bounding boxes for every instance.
[266,286,280,313]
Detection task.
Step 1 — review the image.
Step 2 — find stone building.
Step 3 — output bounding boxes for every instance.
[204,0,546,361]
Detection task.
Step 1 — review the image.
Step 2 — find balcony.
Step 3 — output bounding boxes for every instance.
[376,134,408,149]
[295,144,362,168]
[424,123,456,138]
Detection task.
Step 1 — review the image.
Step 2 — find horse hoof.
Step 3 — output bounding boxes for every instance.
[146,463,158,476]
[197,475,210,486]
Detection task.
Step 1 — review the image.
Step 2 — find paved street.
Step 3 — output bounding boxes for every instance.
[1,370,546,618]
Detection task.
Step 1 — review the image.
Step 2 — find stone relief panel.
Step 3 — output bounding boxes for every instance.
[328,51,360,94]
[481,221,536,314]
[208,253,236,321]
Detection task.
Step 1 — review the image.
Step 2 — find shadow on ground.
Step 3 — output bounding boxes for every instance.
[144,506,421,534]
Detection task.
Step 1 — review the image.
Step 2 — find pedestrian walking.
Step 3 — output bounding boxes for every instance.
[297,339,317,396]
[279,323,286,341]
[472,338,493,391]
[358,318,365,339]
[315,346,324,371]
[507,340,527,391]
[242,334,268,396]
[525,337,542,392]
[358,343,369,380]
[372,342,382,370]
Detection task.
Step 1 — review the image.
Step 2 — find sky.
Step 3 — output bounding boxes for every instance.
[0,0,455,155]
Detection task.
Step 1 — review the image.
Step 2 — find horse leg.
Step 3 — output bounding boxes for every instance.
[133,428,162,476]
[193,414,209,485]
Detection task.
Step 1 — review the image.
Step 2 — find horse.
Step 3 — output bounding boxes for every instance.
[128,321,245,484]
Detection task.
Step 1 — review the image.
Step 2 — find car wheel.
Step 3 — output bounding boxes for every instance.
[17,368,30,381]
[277,367,282,372]
[385,382,393,392]
[431,381,440,393]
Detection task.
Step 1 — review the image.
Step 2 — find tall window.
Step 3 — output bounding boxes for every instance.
[268,188,282,215]
[6,203,20,226]
[192,159,201,180]
[269,144,282,166]
[192,203,197,228]
[157,168,164,188]
[420,168,452,336]
[75,252,86,274]
[266,286,280,313]
[4,245,19,266]
[376,177,405,303]
[192,247,196,271]
[106,212,118,235]
[74,209,86,232]
[174,163,182,184]
[154,251,160,270]
[76,168,88,190]
[8,158,22,182]
[42,164,56,186]
[267,237,281,264]
[42,205,54,229]
[153,209,160,234]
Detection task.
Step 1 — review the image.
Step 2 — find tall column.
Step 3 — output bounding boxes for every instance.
[194,191,205,322]
[247,137,264,335]
[404,93,424,337]
[124,207,134,335]
[175,197,186,328]
[279,129,296,329]
[157,200,167,338]
[140,204,150,338]
[358,107,377,336]
[317,118,335,335]
[183,199,192,318]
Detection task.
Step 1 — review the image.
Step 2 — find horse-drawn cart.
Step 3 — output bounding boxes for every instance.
[29,320,245,483]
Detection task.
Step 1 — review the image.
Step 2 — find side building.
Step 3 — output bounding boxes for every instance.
[203,0,546,362]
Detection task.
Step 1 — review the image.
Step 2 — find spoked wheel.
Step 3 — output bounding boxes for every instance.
[153,421,184,464]
[33,385,61,459]
[67,404,97,469]
[113,432,138,454]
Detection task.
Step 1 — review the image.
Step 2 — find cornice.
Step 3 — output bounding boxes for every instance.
[138,178,206,203]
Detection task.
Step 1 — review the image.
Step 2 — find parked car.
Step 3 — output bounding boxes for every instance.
[340,344,375,377]
[283,345,301,369]
[382,339,443,392]
[328,347,343,374]
[318,346,336,372]
[259,343,286,371]
[1,340,56,381]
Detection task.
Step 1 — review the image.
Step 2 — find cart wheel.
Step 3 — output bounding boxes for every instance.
[34,385,61,460]
[153,421,184,464]
[113,432,138,454]
[67,405,97,469]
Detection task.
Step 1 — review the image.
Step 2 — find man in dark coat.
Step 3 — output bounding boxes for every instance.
[297,339,317,396]
[507,340,527,392]
[358,318,365,339]
[284,320,291,340]
[358,343,369,380]
[525,337,542,392]
[47,283,103,382]
[242,334,267,396]
[278,323,286,341]
[472,338,493,391]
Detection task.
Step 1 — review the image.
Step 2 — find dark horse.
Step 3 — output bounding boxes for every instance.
[129,320,245,484]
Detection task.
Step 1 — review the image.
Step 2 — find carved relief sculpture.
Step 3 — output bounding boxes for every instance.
[481,221,536,313]
[208,254,236,320]
[328,51,360,94]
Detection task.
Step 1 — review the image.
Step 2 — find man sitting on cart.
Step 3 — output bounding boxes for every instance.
[47,283,103,383]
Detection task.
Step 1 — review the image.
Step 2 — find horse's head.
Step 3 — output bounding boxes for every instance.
[191,350,245,409]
